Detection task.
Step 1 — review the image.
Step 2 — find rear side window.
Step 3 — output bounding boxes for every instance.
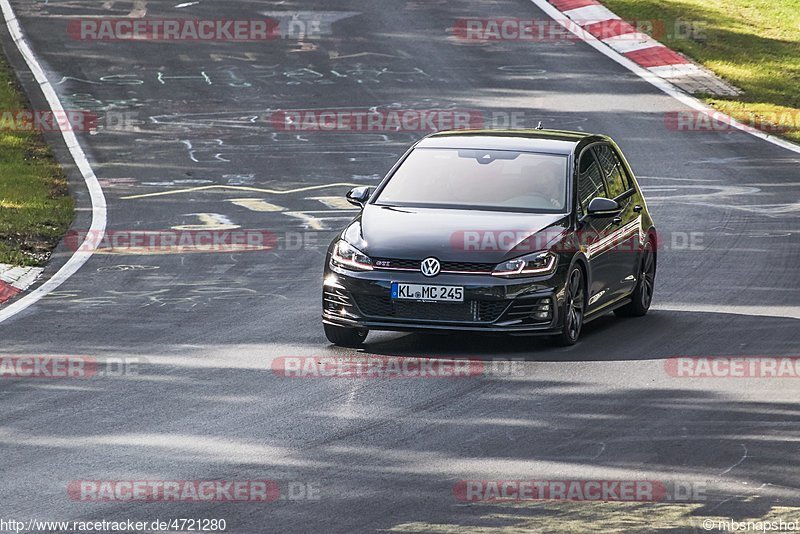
[594,144,630,199]
[577,148,606,214]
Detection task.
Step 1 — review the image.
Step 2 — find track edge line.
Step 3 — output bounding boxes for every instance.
[0,0,107,324]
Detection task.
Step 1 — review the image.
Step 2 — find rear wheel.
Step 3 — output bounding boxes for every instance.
[615,237,656,317]
[552,266,585,346]
[324,323,368,347]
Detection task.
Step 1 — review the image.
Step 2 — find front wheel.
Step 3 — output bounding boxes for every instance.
[615,237,656,317]
[551,265,585,346]
[324,323,368,347]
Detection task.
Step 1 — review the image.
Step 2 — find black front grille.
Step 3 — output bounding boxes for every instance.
[441,261,495,273]
[373,258,419,270]
[397,301,474,321]
[479,300,510,320]
[373,258,495,274]
[354,294,395,317]
[354,295,508,323]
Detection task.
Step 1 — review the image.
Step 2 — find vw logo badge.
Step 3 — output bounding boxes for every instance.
[420,257,441,277]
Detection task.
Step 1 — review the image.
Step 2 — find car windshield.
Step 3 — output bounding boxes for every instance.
[375,147,568,212]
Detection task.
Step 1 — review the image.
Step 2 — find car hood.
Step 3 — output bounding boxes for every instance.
[353,204,568,263]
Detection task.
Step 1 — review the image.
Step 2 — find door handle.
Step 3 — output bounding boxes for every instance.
[633,205,643,212]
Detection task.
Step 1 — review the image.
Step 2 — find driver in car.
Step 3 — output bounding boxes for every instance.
[523,161,565,209]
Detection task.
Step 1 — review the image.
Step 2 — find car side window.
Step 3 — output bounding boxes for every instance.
[594,144,630,199]
[577,148,606,214]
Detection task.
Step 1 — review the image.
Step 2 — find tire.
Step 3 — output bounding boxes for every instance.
[324,323,368,347]
[615,236,656,317]
[552,265,585,346]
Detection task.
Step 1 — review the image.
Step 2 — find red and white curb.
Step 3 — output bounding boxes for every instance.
[548,0,739,96]
[0,264,45,304]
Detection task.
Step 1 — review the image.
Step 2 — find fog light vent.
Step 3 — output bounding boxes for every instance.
[533,299,552,321]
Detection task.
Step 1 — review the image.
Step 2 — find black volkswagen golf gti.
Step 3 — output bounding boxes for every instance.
[322,129,657,347]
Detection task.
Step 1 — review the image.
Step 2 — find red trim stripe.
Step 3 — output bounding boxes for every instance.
[584,19,637,39]
[625,46,689,67]
[548,0,600,11]
[0,281,20,303]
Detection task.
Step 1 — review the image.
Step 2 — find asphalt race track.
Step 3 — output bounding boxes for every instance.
[1,1,799,532]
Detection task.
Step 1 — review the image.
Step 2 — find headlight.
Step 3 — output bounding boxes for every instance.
[492,251,557,278]
[330,240,373,271]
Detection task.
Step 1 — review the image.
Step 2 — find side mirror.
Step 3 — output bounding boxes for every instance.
[586,197,621,218]
[346,186,373,207]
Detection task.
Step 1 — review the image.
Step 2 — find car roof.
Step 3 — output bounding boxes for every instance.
[417,129,609,155]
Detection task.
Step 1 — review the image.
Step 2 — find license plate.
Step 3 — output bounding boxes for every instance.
[391,283,464,302]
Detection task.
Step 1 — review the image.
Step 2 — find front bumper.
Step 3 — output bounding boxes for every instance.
[322,263,568,335]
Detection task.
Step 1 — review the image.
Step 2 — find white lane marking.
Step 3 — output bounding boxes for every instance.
[529,0,800,154]
[653,303,800,320]
[0,0,107,324]
[175,1,199,7]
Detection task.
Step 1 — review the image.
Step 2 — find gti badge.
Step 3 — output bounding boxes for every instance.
[420,257,441,277]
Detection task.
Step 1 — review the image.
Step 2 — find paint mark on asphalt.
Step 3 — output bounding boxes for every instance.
[227,198,286,212]
[309,196,356,210]
[121,183,360,200]
[719,444,748,475]
[285,212,325,231]
[172,213,240,231]
[97,265,160,272]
